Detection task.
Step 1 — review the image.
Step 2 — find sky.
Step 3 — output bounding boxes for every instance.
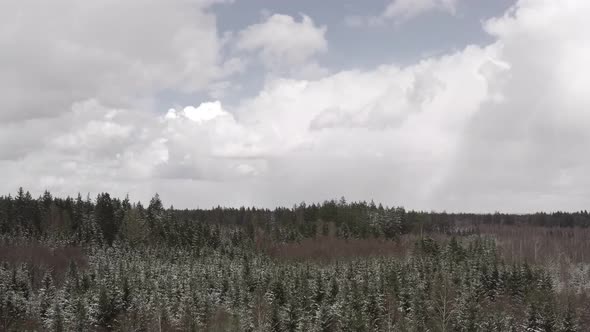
[1,0,589,213]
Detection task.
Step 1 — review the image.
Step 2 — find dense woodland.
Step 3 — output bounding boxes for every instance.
[1,188,590,331]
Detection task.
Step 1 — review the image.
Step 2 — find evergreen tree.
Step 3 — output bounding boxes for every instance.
[560,304,578,332]
[95,193,116,245]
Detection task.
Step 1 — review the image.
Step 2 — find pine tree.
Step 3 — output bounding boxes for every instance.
[560,304,578,332]
[525,303,542,332]
[39,270,56,323]
[366,288,386,331]
[539,300,557,332]
[95,193,116,245]
[49,296,65,332]
[69,297,89,332]
[283,303,300,332]
[269,300,282,332]
[120,207,146,245]
[147,193,166,239]
[316,302,334,332]
[95,285,116,330]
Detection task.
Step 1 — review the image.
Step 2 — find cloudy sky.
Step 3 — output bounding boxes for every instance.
[1,0,589,212]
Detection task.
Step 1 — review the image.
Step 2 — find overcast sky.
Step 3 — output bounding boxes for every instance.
[1,0,589,212]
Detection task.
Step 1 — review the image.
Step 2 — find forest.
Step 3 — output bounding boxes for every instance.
[1,188,589,331]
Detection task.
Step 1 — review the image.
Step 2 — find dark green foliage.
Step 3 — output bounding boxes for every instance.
[95,193,117,245]
[0,189,588,331]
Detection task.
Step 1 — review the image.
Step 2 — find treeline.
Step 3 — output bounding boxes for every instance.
[1,188,590,246]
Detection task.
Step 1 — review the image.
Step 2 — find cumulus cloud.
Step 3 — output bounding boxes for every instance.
[434,0,590,212]
[236,14,327,76]
[2,0,590,212]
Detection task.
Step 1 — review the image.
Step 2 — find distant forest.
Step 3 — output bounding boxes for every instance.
[2,188,589,245]
[1,188,589,331]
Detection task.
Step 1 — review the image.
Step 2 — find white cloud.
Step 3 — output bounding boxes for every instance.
[236,14,327,74]
[165,101,229,123]
[383,0,458,21]
[346,0,458,27]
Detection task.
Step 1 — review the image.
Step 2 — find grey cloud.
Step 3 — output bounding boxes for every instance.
[309,108,356,131]
[430,0,590,212]
[0,0,235,121]
[406,71,446,105]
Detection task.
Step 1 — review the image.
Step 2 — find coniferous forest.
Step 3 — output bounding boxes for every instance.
[1,188,590,331]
